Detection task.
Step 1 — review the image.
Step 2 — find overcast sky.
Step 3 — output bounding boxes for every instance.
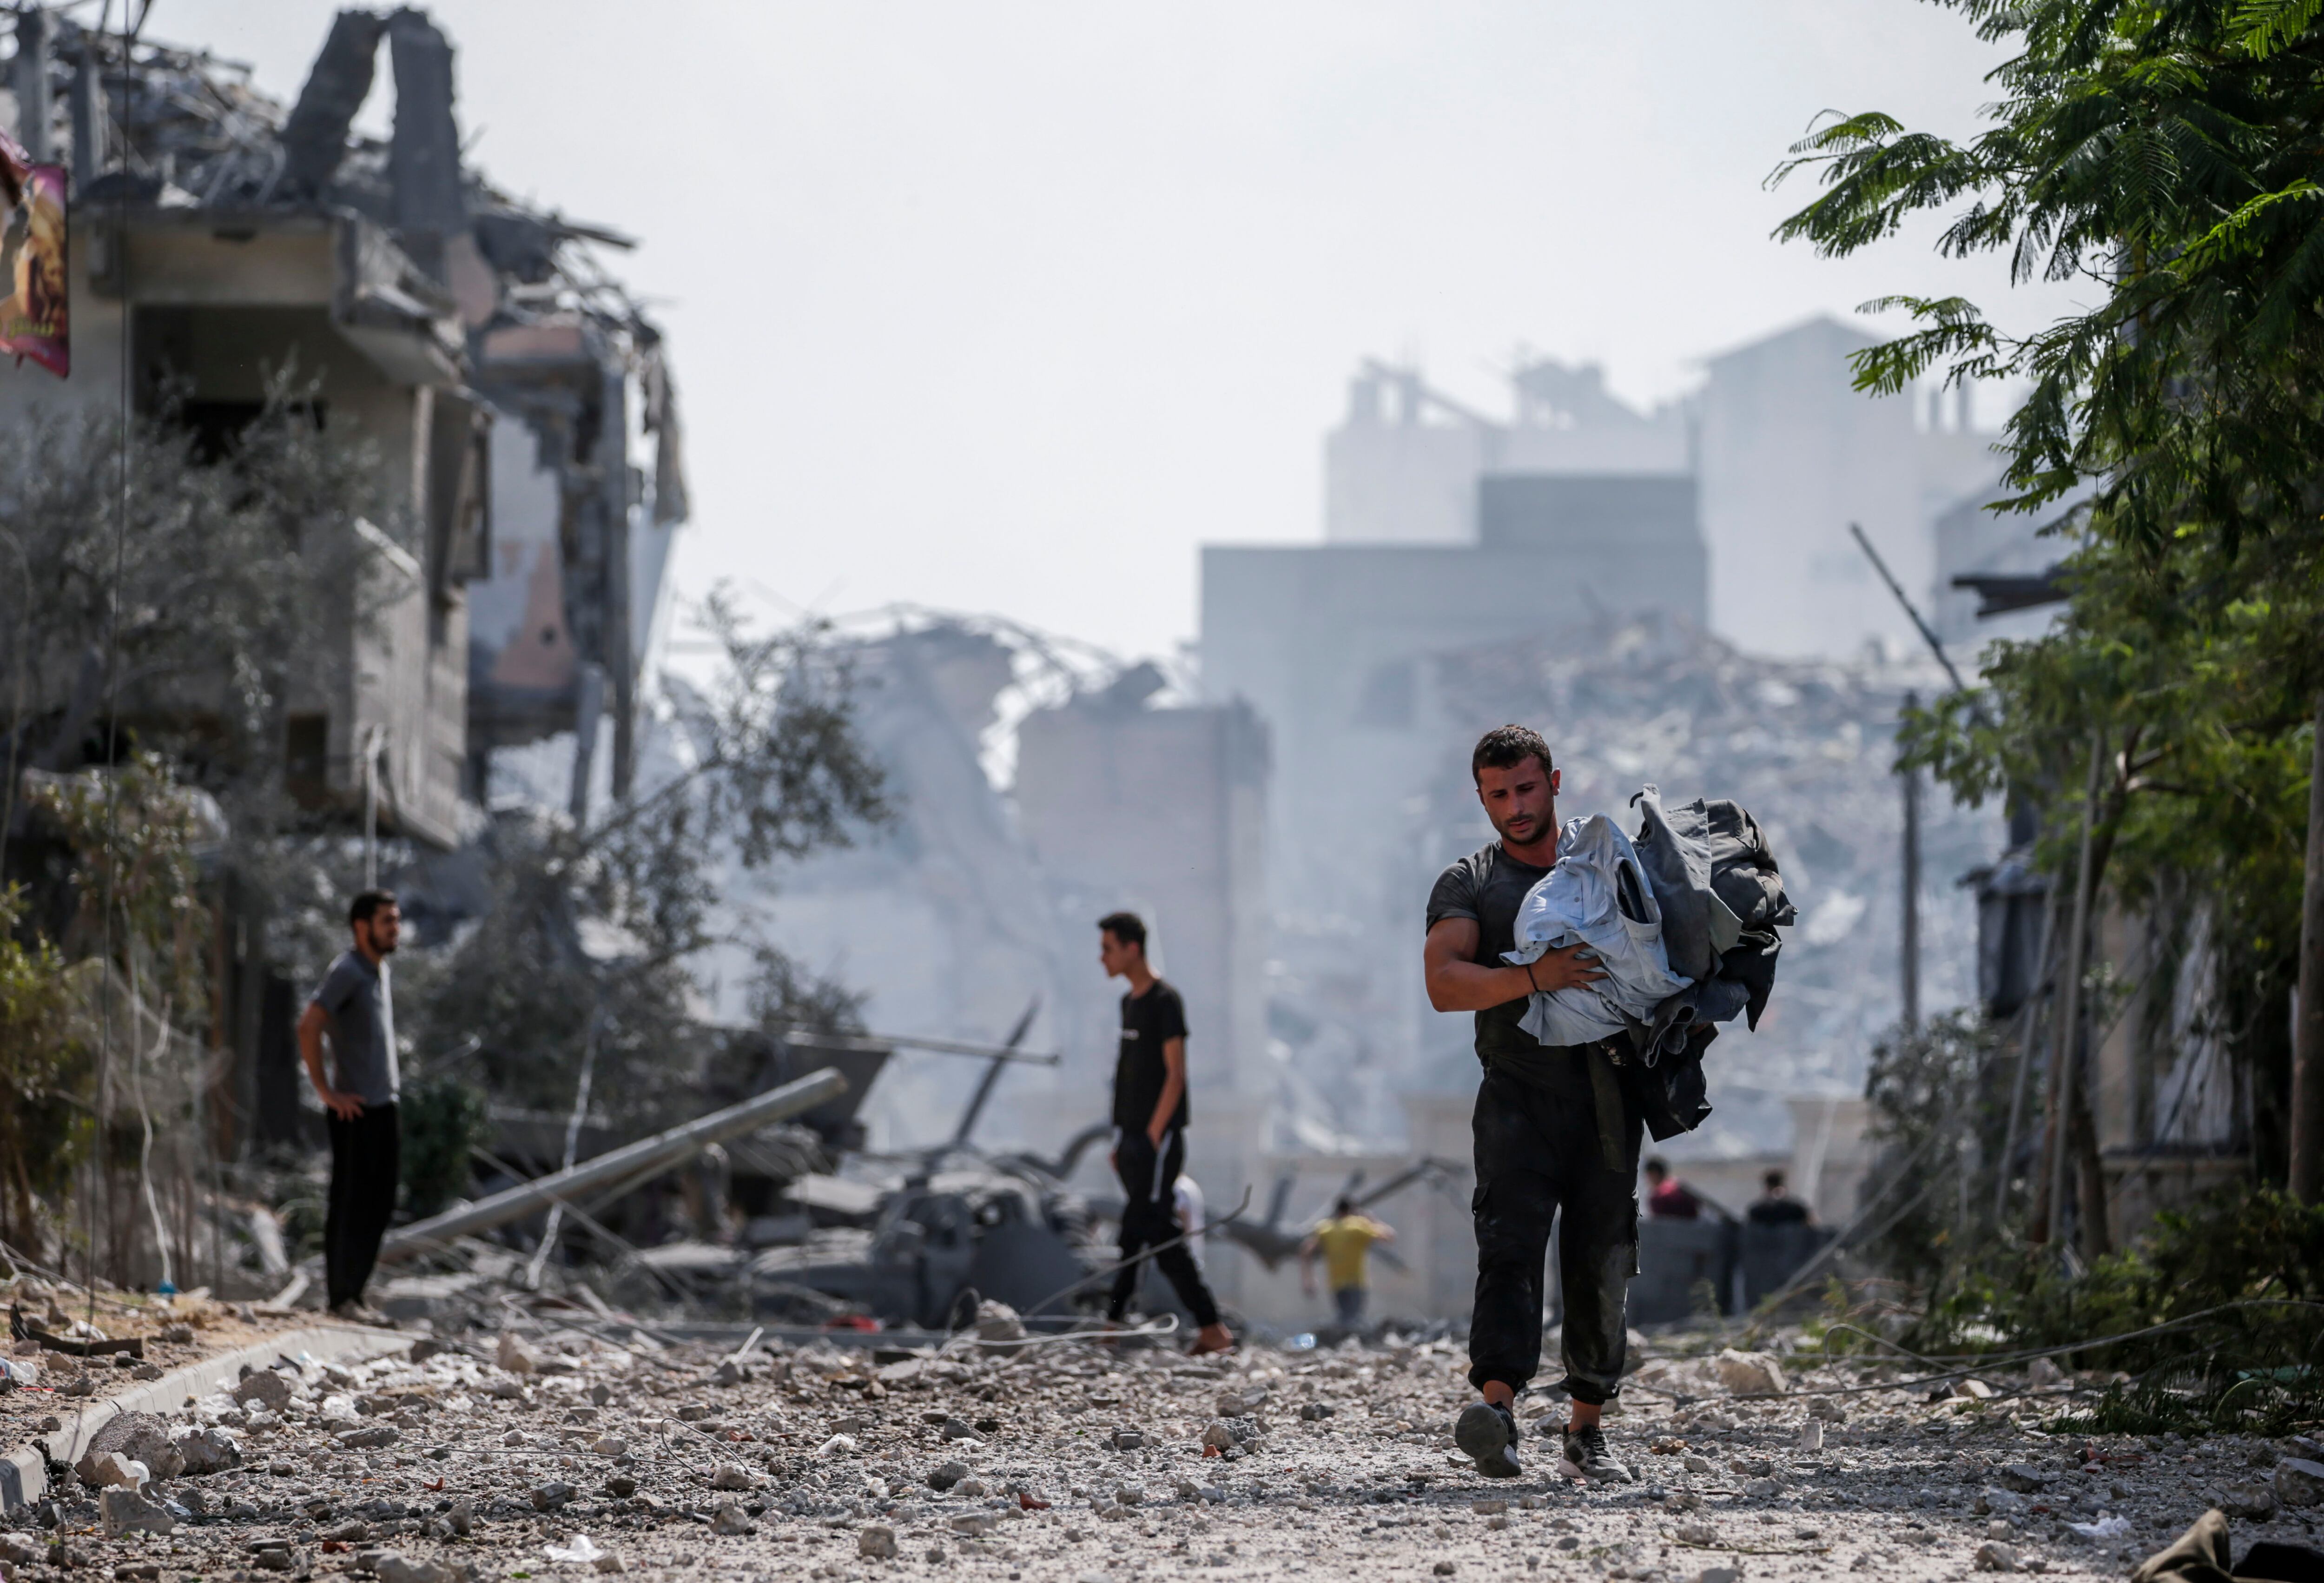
[165,0,2087,664]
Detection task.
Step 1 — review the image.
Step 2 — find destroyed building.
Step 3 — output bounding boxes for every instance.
[0,9,685,824]
[0,10,688,1154]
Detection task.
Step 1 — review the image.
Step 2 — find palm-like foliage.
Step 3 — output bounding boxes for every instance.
[1772,0,2324,1189]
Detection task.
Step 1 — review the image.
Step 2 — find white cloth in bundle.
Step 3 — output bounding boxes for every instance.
[1501,813,1696,1046]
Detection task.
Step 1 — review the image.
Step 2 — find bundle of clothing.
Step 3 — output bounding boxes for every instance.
[1502,783,1796,1139]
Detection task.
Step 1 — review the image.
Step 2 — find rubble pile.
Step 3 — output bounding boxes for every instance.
[10,1319,2318,1583]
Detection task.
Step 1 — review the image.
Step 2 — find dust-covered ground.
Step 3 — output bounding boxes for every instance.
[8,1322,2321,1583]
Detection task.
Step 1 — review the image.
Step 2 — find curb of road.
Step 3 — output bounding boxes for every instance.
[2,1323,411,1515]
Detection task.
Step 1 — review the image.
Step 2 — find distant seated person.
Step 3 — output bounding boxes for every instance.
[1643,1157,1703,1220]
[1746,1167,1811,1226]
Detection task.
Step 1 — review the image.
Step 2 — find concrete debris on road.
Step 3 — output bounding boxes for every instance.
[8,1318,2319,1583]
[1714,1349,1789,1397]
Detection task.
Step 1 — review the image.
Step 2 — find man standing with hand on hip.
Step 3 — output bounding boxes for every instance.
[297,889,403,1324]
[1099,912,1235,1356]
[1424,725,1638,1484]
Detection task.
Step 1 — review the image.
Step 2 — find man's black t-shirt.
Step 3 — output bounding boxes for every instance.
[1427,842,1557,1062]
[1112,979,1191,1132]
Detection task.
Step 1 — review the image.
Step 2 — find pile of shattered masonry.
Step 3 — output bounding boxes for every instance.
[4,1274,2322,1583]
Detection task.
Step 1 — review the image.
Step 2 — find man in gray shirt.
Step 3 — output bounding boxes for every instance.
[298,889,403,1321]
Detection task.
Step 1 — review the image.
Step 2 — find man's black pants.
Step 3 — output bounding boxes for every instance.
[1467,1053,1640,1404]
[325,1103,399,1310]
[1107,1126,1221,1329]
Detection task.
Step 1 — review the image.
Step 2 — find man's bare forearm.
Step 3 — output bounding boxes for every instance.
[1149,1077,1185,1139]
[1425,958,1535,1013]
[1148,1039,1187,1140]
[297,1012,330,1097]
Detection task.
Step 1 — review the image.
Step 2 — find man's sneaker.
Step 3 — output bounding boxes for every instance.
[1455,1401,1524,1479]
[1557,1421,1631,1484]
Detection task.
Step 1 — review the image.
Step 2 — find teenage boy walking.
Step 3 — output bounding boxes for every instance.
[1099,912,1235,1356]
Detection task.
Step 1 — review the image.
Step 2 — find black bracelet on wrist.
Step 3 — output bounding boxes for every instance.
[1524,959,1541,994]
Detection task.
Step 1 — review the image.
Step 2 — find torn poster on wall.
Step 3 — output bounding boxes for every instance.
[0,129,67,377]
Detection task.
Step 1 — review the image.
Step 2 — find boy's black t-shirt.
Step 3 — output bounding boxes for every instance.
[1112,979,1191,1132]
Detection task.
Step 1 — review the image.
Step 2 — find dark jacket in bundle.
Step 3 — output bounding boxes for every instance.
[1618,785,1797,1140]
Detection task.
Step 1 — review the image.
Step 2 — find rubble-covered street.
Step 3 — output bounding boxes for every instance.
[8,1288,2322,1583]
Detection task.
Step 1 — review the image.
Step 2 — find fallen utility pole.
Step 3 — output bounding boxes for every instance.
[952,996,1043,1148]
[377,1067,847,1265]
[776,1027,1062,1065]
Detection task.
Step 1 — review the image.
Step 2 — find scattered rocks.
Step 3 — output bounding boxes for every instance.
[80,1414,185,1483]
[1995,1463,2057,1494]
[231,1370,292,1412]
[2275,1457,2324,1507]
[1713,1349,1788,1396]
[172,1425,243,1474]
[97,1489,174,1539]
[1216,1384,1269,1417]
[2222,1483,2278,1520]
[972,1300,1027,1348]
[375,1555,458,1583]
[2027,1358,2067,1391]
[17,1304,2188,1583]
[79,1453,149,1491]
